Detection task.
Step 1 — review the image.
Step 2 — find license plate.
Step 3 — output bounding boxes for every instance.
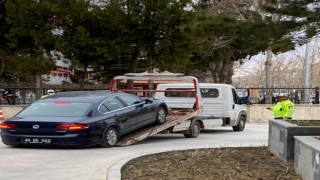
[21,138,52,144]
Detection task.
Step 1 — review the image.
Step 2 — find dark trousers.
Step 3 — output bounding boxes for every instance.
[275,117,292,120]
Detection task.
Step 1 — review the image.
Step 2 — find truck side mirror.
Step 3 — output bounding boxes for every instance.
[239,99,246,104]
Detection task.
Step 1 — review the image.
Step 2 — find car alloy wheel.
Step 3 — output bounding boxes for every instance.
[101,127,118,147]
[156,107,166,124]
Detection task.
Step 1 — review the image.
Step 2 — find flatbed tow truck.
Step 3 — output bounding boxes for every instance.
[109,73,204,146]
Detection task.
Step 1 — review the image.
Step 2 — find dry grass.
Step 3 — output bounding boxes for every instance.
[121,146,302,180]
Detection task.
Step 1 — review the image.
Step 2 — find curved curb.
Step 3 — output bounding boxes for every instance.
[106,145,257,180]
[106,148,201,180]
[106,150,174,180]
[106,123,269,179]
[107,156,133,180]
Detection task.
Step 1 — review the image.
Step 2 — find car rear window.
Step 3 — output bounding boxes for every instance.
[18,102,93,117]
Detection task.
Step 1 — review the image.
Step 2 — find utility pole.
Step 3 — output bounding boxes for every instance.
[303,42,311,103]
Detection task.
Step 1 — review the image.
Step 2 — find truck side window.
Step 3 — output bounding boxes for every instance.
[201,88,219,98]
[164,88,195,97]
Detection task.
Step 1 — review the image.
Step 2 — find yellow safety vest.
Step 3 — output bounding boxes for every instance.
[41,94,49,99]
[271,100,294,118]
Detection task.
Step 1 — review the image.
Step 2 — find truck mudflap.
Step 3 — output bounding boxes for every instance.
[116,109,200,146]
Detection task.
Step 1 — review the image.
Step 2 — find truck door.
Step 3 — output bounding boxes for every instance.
[229,88,242,126]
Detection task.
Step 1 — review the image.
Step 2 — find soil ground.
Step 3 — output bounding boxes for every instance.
[121,146,302,180]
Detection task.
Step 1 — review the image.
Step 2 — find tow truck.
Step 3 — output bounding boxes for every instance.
[109,73,204,146]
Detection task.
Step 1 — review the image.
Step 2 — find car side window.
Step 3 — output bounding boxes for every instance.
[100,97,125,112]
[118,94,142,106]
[98,103,109,113]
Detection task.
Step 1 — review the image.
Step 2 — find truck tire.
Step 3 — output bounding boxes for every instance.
[100,127,118,147]
[155,106,167,124]
[184,121,200,138]
[232,115,246,131]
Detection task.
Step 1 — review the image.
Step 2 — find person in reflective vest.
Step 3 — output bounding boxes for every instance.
[267,93,294,120]
[41,89,55,99]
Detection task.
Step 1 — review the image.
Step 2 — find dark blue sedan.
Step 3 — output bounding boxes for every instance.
[0,91,168,147]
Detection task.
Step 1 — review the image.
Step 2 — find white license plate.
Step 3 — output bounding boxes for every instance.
[21,138,52,144]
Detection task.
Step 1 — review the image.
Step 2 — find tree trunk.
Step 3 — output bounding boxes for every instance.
[265,48,273,103]
[35,73,42,99]
[226,61,234,84]
[80,65,88,90]
[127,48,139,89]
[208,61,216,82]
[209,60,223,83]
[265,49,273,87]
[219,62,228,83]
[147,52,154,97]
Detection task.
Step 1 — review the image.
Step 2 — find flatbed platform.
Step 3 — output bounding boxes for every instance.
[116,109,198,146]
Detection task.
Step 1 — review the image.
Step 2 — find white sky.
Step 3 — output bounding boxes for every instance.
[235,36,320,76]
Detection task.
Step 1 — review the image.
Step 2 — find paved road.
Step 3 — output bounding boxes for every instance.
[0,123,269,180]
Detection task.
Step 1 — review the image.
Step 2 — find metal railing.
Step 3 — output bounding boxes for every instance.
[0,85,108,105]
[236,87,320,104]
[1,85,319,105]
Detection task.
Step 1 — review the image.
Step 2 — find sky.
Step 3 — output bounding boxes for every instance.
[235,36,320,76]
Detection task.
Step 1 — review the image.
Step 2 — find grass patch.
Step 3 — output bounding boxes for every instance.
[286,120,320,126]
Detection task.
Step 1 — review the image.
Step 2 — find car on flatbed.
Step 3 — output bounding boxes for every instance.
[0,91,167,148]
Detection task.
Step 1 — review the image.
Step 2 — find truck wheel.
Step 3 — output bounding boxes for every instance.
[184,121,200,138]
[100,127,118,148]
[155,106,167,124]
[233,116,246,131]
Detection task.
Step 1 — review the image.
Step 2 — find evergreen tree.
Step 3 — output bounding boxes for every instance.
[107,0,194,75]
[262,0,320,43]
[54,0,113,88]
[5,0,57,88]
[189,1,264,83]
[0,0,15,84]
[189,0,320,84]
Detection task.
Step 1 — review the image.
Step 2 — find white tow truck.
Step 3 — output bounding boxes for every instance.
[109,73,204,146]
[154,83,247,131]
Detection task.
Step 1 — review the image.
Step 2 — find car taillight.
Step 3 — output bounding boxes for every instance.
[56,124,88,130]
[0,122,17,129]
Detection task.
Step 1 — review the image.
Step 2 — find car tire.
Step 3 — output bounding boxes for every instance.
[233,115,246,131]
[100,127,118,148]
[184,121,200,138]
[155,106,167,124]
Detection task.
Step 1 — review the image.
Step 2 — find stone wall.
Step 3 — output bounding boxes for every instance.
[246,104,320,122]
[1,104,320,122]
[294,136,320,180]
[0,105,27,120]
[268,120,320,161]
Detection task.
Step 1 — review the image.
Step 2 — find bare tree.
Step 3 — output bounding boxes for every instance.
[234,38,320,88]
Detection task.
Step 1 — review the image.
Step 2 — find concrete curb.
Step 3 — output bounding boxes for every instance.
[106,144,267,180]
[107,149,184,180]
